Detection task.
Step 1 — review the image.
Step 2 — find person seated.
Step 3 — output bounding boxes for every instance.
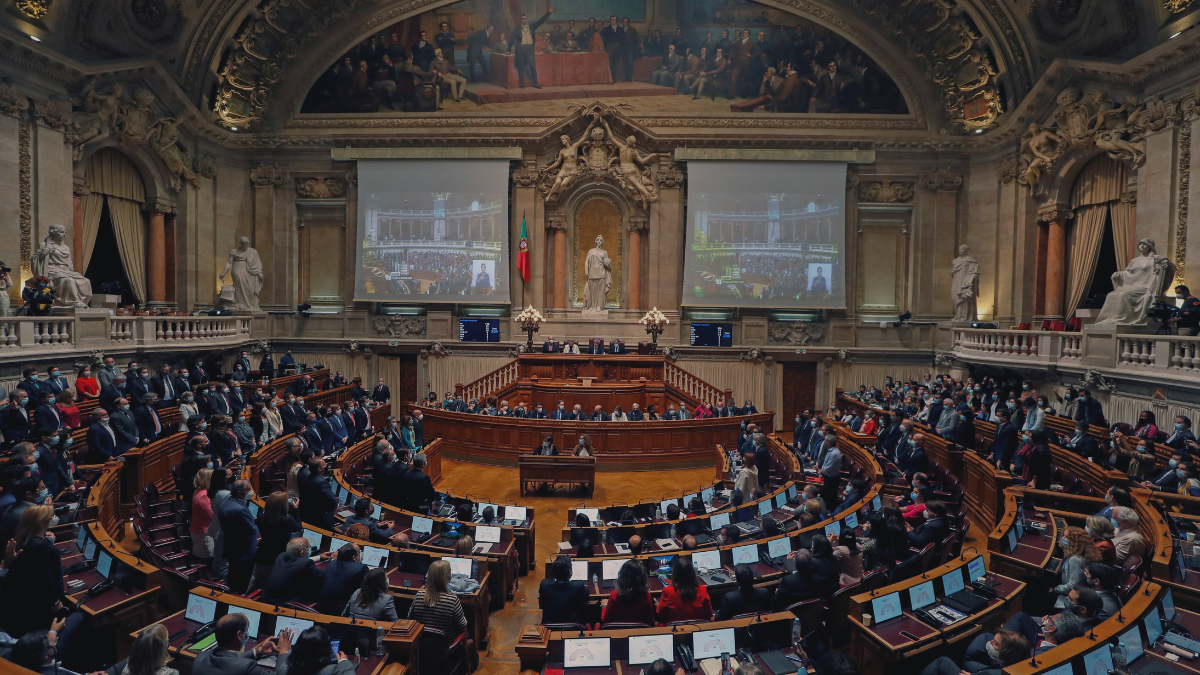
[576,537,595,558]
[835,478,865,515]
[920,628,1028,675]
[533,435,558,456]
[192,613,287,675]
[539,555,589,625]
[656,557,713,623]
[602,559,655,626]
[589,405,610,421]
[907,500,950,549]
[627,534,644,555]
[316,542,368,616]
[686,496,705,517]
[901,485,930,527]
[645,404,660,420]
[1067,585,1105,629]
[1082,561,1123,618]
[346,569,400,621]
[715,563,774,620]
[542,335,560,353]
[610,405,628,422]
[772,549,818,610]
[1111,506,1147,565]
[981,611,1084,662]
[261,537,329,604]
[340,497,396,544]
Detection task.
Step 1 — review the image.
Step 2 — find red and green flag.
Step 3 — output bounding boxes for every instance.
[517,213,531,283]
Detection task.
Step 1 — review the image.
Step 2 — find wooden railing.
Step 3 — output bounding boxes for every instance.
[664,361,732,406]
[459,359,520,402]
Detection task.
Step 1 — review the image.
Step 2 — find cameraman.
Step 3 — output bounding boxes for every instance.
[1170,285,1200,336]
[0,260,11,317]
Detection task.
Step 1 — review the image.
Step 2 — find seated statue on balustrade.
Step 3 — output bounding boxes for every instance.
[1095,238,1173,326]
[31,224,93,309]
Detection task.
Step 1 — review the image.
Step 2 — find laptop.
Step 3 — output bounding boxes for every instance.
[563,637,610,669]
[503,506,528,526]
[628,634,674,665]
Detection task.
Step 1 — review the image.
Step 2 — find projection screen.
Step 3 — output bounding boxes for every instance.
[354,159,510,304]
[682,161,847,309]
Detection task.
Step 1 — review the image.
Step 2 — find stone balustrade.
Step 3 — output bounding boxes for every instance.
[0,314,250,354]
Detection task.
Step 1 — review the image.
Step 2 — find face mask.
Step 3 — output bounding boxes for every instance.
[207,462,214,469]
[985,642,1000,662]
[36,488,48,501]
[910,492,918,500]
[200,423,208,431]
[269,401,276,408]
[1022,436,1031,444]
[1007,403,1015,410]
[1139,446,1149,453]
[1060,537,1068,548]
[116,405,126,412]
[297,399,305,406]
[924,510,933,519]
[1065,394,1072,400]
[181,372,189,378]
[1022,385,1029,390]
[105,363,113,369]
[47,397,55,405]
[1037,402,1044,407]
[1111,518,1120,529]
[32,451,40,461]
[1170,459,1178,468]
[183,396,193,403]
[288,398,296,404]
[1176,424,1184,431]
[99,417,109,425]
[141,373,149,380]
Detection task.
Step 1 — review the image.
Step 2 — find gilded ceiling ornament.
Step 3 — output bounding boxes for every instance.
[1163,0,1196,13]
[14,0,50,19]
[858,181,914,203]
[538,102,659,208]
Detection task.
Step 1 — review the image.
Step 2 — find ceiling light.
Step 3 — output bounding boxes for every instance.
[28,35,40,42]
[1171,31,1184,39]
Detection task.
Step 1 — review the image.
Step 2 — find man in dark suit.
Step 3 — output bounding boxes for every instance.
[16,367,49,411]
[341,497,396,544]
[207,384,233,417]
[771,550,819,610]
[317,542,370,616]
[719,399,740,417]
[99,374,128,413]
[110,398,140,454]
[152,366,185,408]
[126,367,153,409]
[589,405,610,421]
[1143,450,1185,493]
[410,30,437,70]
[609,339,626,354]
[31,392,62,437]
[599,16,623,80]
[627,403,644,421]
[43,367,68,396]
[740,399,759,415]
[85,409,120,464]
[191,613,285,675]
[298,454,338,529]
[134,394,166,444]
[587,339,605,355]
[510,9,555,88]
[752,433,772,488]
[539,555,589,624]
[989,408,1019,469]
[533,435,558,456]
[550,400,571,420]
[218,480,260,593]
[228,384,248,416]
[280,396,305,434]
[402,456,436,513]
[310,411,335,455]
[352,400,372,438]
[542,336,560,353]
[190,358,211,386]
[371,379,391,403]
[900,432,929,482]
[465,25,493,81]
[34,432,71,497]
[907,500,950,548]
[262,537,331,604]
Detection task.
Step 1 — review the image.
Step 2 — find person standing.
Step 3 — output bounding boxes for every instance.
[218,480,259,593]
[465,25,493,81]
[510,9,556,89]
[600,16,622,80]
[818,434,843,509]
[619,17,638,83]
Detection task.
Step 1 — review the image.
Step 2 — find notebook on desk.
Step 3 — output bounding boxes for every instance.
[943,589,990,614]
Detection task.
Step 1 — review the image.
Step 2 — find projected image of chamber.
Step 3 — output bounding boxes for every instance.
[682,161,847,309]
[355,159,510,303]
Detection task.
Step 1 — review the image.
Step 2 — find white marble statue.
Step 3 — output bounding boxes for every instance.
[32,224,92,308]
[582,235,612,312]
[220,236,264,312]
[1095,238,1173,325]
[951,244,979,322]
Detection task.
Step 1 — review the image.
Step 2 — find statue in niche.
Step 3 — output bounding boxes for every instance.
[220,236,264,312]
[1018,122,1064,187]
[536,101,660,207]
[1095,238,1174,325]
[582,234,612,312]
[542,117,596,202]
[951,244,979,322]
[32,225,93,308]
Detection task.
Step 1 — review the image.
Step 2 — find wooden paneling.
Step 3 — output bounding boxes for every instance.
[855,212,909,313]
[782,361,817,427]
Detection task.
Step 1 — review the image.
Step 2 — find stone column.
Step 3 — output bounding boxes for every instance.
[72,177,87,270]
[913,168,963,319]
[627,216,648,311]
[249,162,292,311]
[143,200,174,307]
[649,160,685,315]
[548,217,567,310]
[1038,206,1073,322]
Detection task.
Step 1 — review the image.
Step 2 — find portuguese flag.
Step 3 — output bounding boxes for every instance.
[517,213,530,283]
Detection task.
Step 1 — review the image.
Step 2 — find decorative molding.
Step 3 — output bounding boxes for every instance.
[1120,190,1137,204]
[344,163,358,188]
[34,97,74,131]
[1177,123,1191,286]
[371,316,426,338]
[427,341,451,357]
[15,0,50,19]
[917,168,963,192]
[19,117,31,274]
[142,200,176,214]
[1037,205,1075,223]
[1164,0,1195,13]
[739,347,772,364]
[250,162,290,186]
[72,175,90,197]
[538,102,659,209]
[932,349,955,368]
[286,116,929,130]
[0,80,30,118]
[767,321,827,345]
[657,162,684,188]
[512,161,538,188]
[1079,368,1117,393]
[294,176,347,198]
[858,181,914,203]
[998,157,1019,185]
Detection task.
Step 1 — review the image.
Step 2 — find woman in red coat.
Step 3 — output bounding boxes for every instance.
[656,556,712,624]
[602,559,655,626]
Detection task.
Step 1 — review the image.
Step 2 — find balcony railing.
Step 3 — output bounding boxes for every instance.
[0,315,250,353]
[0,318,75,350]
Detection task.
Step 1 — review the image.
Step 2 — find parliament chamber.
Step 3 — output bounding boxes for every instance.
[10,0,1200,674]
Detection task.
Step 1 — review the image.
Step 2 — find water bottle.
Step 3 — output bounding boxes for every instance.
[600,528,607,543]
[591,572,599,589]
[791,618,803,652]
[655,505,663,521]
[670,523,677,541]
[352,648,360,665]
[1112,642,1127,672]
[376,626,386,657]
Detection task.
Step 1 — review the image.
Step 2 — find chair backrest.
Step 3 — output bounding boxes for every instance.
[785,598,823,634]
[1018,323,1032,330]
[417,626,466,675]
[599,622,650,630]
[1117,574,1142,602]
[916,543,936,573]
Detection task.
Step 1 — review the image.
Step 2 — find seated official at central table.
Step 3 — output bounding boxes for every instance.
[431,392,759,420]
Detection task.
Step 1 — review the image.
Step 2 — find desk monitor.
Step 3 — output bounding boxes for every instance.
[476,503,498,519]
[275,617,314,639]
[302,530,324,552]
[1178,546,1189,582]
[564,637,611,669]
[683,494,699,511]
[692,628,736,660]
[441,521,464,538]
[825,522,841,538]
[362,546,388,568]
[330,537,352,554]
[475,525,501,544]
[731,543,759,566]
[411,516,434,535]
[608,527,635,546]
[871,495,882,511]
[249,502,260,517]
[908,580,936,610]
[372,504,383,520]
[844,512,859,530]
[1145,607,1163,644]
[645,523,672,541]
[709,512,731,530]
[775,493,788,510]
[504,506,528,523]
[1082,644,1114,675]
[602,558,630,580]
[576,508,600,524]
[767,537,791,560]
[967,557,986,582]
[692,550,721,572]
[1164,588,1177,620]
[661,498,678,515]
[758,500,774,517]
[445,557,473,578]
[941,567,965,597]
[1120,625,1144,664]
[1006,527,1019,553]
[787,484,798,501]
[344,488,356,506]
[229,608,262,638]
[97,550,114,579]
[399,551,433,575]
[702,487,715,503]
[1016,520,1025,541]
[1040,664,1073,675]
[628,634,675,665]
[186,593,217,624]
[570,560,589,582]
[76,525,88,550]
[83,536,98,562]
[870,592,902,624]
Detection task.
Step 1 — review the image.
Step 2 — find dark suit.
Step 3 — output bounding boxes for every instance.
[126,377,152,408]
[98,383,126,412]
[299,467,339,529]
[86,421,120,463]
[134,405,165,444]
[465,29,492,80]
[313,418,336,454]
[542,340,560,353]
[609,341,626,354]
[901,447,928,482]
[353,408,371,437]
[261,552,325,604]
[990,421,1019,467]
[16,379,48,410]
[32,404,62,436]
[152,374,186,405]
[217,497,259,592]
[280,403,305,434]
[589,411,611,421]
[109,408,139,453]
[401,467,436,513]
[533,444,559,456]
[716,586,773,621]
[538,578,590,624]
[1073,434,1102,463]
[192,648,271,675]
[371,384,391,403]
[1148,466,1181,493]
[317,559,369,616]
[207,391,232,417]
[908,516,950,549]
[550,408,571,420]
[753,442,771,487]
[771,570,817,610]
[411,40,436,70]
[35,442,70,496]
[600,24,623,79]
[627,409,644,421]
[719,405,740,417]
[510,13,552,87]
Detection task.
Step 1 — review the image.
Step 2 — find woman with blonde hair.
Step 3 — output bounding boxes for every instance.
[190,468,215,560]
[56,388,81,429]
[1054,526,1102,605]
[408,560,469,640]
[0,505,63,639]
[454,534,476,556]
[1086,515,1117,565]
[123,624,176,675]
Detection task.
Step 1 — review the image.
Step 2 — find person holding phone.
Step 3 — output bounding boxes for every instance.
[273,626,354,675]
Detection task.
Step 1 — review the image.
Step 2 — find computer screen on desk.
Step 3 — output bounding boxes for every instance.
[475,526,501,543]
[709,512,730,530]
[303,530,324,552]
[702,487,715,503]
[967,557,986,582]
[97,550,113,579]
[564,638,610,668]
[576,508,600,524]
[692,550,721,572]
[445,557,472,578]
[1120,625,1144,664]
[233,607,262,638]
[731,543,758,566]
[275,617,314,639]
[1081,644,1113,675]
[628,634,674,665]
[602,558,629,580]
[186,593,217,623]
[871,592,902,623]
[571,561,589,582]
[411,517,433,534]
[362,546,388,568]
[692,628,735,660]
[941,567,965,596]
[767,537,790,559]
[908,580,935,610]
[1145,607,1163,644]
[504,506,527,522]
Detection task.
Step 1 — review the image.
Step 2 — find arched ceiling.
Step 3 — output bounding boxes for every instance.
[0,0,1177,135]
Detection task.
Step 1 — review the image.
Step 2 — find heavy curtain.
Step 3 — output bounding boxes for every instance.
[1064,204,1108,320]
[1110,198,1135,270]
[106,196,147,303]
[428,354,514,401]
[83,149,148,301]
[829,363,929,399]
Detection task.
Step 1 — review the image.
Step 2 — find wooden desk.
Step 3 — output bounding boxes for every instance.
[848,554,1025,675]
[986,490,1058,581]
[519,454,596,495]
[120,432,188,506]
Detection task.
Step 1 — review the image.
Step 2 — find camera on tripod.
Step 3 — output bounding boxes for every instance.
[1150,301,1181,334]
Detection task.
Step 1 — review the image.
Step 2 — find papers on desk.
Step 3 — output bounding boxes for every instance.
[256,656,277,668]
[557,541,572,551]
[700,657,740,675]
[926,604,968,625]
[614,543,630,554]
[656,539,679,550]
